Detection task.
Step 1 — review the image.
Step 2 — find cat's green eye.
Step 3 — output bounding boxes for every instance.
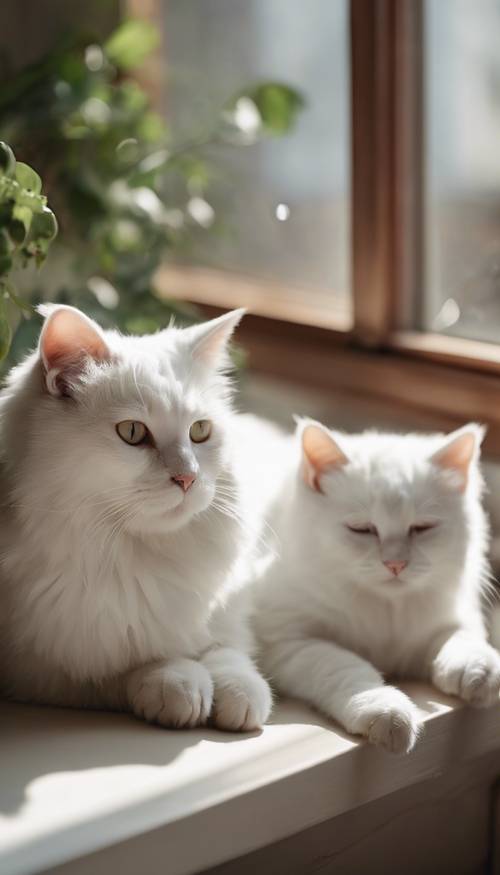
[189,419,212,443]
[116,420,149,446]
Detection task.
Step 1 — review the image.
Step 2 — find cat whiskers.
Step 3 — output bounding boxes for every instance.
[214,480,279,552]
[130,362,149,413]
[480,565,498,608]
[9,482,149,516]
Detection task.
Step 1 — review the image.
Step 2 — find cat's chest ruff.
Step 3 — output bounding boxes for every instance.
[315,589,445,676]
[18,549,218,683]
[9,496,242,683]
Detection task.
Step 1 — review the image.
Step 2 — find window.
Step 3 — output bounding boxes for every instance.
[161,0,351,328]
[136,0,500,455]
[425,0,500,344]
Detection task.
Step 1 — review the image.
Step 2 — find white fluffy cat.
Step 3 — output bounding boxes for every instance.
[251,418,500,753]
[0,304,271,731]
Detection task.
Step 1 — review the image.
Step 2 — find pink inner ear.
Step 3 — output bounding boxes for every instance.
[41,308,109,372]
[301,424,348,492]
[188,308,245,368]
[39,307,109,396]
[431,432,476,491]
[192,326,229,366]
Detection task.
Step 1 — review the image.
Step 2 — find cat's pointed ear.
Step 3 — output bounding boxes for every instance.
[299,420,348,493]
[38,304,110,397]
[182,308,246,369]
[430,423,485,492]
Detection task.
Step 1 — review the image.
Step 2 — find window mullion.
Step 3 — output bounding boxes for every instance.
[350,0,422,347]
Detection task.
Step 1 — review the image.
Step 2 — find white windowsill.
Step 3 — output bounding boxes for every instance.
[1,685,499,875]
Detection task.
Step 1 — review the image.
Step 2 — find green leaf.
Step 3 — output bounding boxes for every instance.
[33,237,52,266]
[30,206,58,241]
[10,204,33,244]
[104,20,159,70]
[0,252,13,276]
[14,186,47,215]
[0,141,16,177]
[117,80,148,114]
[251,83,305,134]
[225,83,305,138]
[136,111,167,143]
[0,229,11,254]
[8,219,27,245]
[15,162,42,194]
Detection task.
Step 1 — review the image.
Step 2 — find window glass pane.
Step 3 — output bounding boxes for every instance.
[163,0,351,321]
[425,0,500,341]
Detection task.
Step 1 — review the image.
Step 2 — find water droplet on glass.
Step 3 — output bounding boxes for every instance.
[232,98,261,135]
[275,203,290,222]
[82,97,111,126]
[187,197,215,228]
[88,276,119,309]
[85,45,104,72]
[138,150,170,174]
[433,298,460,332]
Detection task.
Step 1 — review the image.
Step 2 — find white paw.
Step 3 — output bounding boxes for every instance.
[346,686,421,754]
[212,671,272,732]
[127,659,213,728]
[433,642,500,708]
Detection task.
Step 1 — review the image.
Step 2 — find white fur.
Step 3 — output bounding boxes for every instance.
[0,306,271,731]
[251,419,500,754]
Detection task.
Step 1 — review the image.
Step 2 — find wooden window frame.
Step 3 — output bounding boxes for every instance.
[140,0,500,456]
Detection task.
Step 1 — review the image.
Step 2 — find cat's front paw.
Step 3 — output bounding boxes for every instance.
[127,658,213,728]
[432,640,500,708]
[346,686,421,754]
[211,671,272,732]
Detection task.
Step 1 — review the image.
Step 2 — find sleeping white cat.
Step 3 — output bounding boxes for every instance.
[252,419,500,753]
[0,304,271,731]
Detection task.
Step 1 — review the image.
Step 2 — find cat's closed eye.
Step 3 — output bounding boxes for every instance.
[116,420,151,446]
[190,419,212,443]
[409,522,437,535]
[347,523,377,535]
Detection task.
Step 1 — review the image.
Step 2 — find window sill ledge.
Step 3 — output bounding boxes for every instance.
[1,686,499,875]
[154,264,352,333]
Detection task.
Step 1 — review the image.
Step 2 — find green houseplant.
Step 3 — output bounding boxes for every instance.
[0,142,58,359]
[0,18,304,368]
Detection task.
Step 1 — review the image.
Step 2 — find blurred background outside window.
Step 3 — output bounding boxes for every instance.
[425,0,500,343]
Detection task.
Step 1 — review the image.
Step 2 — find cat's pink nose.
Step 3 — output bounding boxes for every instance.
[384,559,408,576]
[171,473,196,492]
